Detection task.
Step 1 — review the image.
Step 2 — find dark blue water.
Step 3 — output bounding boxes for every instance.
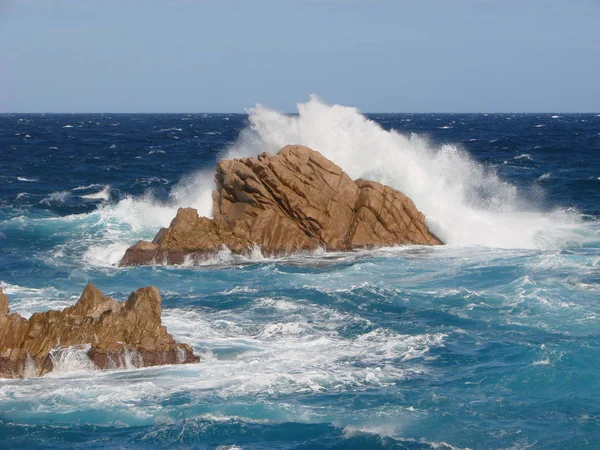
[0,100,599,449]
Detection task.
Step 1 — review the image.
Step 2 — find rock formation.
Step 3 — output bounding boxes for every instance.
[120,145,442,266]
[0,284,199,378]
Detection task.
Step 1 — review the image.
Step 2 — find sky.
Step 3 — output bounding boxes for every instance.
[0,0,598,113]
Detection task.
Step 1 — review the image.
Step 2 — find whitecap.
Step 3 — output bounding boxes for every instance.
[221,286,259,295]
[531,358,551,366]
[72,183,104,191]
[17,176,37,182]
[40,190,70,205]
[341,426,465,449]
[80,185,111,201]
[513,154,532,161]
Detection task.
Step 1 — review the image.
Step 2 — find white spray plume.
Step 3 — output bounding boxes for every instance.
[92,95,585,261]
[173,95,582,249]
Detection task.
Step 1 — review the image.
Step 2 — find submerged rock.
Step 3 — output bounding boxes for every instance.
[0,285,199,378]
[120,145,442,266]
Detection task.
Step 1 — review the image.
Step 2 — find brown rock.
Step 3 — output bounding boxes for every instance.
[120,145,442,266]
[0,285,199,378]
[348,179,442,248]
[0,287,8,316]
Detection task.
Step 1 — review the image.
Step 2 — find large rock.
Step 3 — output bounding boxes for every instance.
[0,285,199,378]
[120,145,442,266]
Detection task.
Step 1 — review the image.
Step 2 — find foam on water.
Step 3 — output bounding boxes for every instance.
[154,293,444,399]
[72,184,105,191]
[40,190,70,206]
[1,109,598,448]
[11,99,591,271]
[80,185,111,201]
[103,97,587,256]
[1,236,599,447]
[0,282,71,318]
[0,286,446,426]
[514,153,532,160]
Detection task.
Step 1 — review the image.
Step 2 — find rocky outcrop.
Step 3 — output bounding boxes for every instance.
[0,285,199,378]
[120,145,442,266]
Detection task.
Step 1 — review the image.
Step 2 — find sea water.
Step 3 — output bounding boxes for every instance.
[0,98,599,449]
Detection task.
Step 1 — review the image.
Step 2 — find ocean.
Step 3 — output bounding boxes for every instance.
[0,98,599,449]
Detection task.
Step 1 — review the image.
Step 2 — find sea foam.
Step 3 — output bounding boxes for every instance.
[53,98,594,270]
[173,96,585,250]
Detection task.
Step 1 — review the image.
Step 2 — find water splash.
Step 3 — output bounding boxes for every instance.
[26,98,594,270]
[177,96,586,249]
[48,344,96,377]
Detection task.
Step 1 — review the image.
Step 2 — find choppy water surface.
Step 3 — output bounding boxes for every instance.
[0,100,599,449]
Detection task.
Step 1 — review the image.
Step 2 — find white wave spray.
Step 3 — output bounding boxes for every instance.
[173,96,585,249]
[79,96,589,266]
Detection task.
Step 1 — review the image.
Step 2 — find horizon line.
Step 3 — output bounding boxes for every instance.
[1,111,599,115]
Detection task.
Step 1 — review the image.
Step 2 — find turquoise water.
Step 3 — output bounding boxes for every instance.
[1,100,599,448]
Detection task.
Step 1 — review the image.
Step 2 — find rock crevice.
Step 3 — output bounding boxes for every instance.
[120,145,442,266]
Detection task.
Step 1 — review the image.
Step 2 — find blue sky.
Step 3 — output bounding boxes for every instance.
[1,0,598,112]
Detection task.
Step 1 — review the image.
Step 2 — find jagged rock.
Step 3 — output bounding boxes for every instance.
[120,145,442,266]
[0,285,199,378]
[0,288,8,316]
